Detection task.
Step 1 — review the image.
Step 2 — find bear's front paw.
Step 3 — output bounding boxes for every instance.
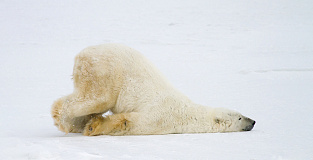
[83,115,105,136]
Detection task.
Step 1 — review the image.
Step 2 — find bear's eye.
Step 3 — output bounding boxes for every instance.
[238,118,241,120]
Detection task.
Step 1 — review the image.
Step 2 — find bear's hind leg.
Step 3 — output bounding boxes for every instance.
[51,95,108,133]
[83,112,141,136]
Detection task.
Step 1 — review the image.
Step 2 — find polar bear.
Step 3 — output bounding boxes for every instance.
[51,44,255,136]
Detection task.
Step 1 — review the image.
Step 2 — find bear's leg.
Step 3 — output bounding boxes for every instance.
[51,94,110,133]
[52,96,79,133]
[83,112,143,136]
[51,96,94,133]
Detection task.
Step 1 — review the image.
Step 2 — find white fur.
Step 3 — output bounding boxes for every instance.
[51,43,255,136]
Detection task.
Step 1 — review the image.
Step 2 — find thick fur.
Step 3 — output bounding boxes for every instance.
[51,44,255,136]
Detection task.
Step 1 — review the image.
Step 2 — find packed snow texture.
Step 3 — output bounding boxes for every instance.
[1,0,313,159]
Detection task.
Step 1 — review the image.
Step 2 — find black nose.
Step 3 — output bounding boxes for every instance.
[252,121,256,126]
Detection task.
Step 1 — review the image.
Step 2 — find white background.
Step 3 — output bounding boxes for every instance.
[0,0,313,159]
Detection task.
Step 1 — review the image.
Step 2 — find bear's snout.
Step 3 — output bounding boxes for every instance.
[243,118,256,131]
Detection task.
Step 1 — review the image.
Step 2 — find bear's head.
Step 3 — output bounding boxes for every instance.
[213,108,256,132]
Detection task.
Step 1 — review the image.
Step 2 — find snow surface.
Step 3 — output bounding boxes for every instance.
[1,0,313,159]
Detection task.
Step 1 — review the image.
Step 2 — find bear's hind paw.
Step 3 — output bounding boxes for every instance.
[83,114,130,136]
[83,115,105,136]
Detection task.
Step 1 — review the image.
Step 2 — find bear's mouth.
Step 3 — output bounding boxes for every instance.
[242,120,256,131]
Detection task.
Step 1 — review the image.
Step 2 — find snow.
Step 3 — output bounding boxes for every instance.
[1,0,313,159]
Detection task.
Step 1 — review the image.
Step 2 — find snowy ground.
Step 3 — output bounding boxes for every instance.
[1,0,313,159]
